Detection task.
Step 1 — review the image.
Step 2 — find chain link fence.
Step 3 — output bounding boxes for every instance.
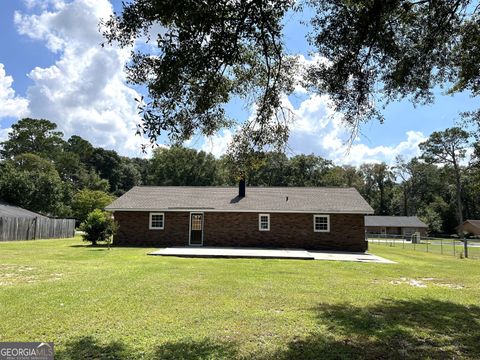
[367,233,480,259]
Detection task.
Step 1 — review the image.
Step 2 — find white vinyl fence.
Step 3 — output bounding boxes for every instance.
[0,217,75,241]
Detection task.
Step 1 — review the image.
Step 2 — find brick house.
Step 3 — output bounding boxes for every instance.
[365,216,428,236]
[105,183,374,252]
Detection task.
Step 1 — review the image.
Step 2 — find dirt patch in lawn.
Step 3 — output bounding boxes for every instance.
[0,264,63,286]
[388,277,464,289]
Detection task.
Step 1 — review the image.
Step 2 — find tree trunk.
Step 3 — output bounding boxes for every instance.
[379,185,385,214]
[454,164,467,258]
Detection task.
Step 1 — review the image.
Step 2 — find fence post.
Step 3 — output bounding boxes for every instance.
[453,239,456,257]
[33,217,37,240]
[403,237,405,249]
[426,237,428,252]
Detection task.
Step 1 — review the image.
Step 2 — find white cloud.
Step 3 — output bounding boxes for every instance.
[0,64,29,119]
[285,93,427,166]
[276,54,428,166]
[23,0,65,11]
[14,0,147,156]
[0,127,12,142]
[15,0,109,53]
[292,54,330,94]
[188,91,427,165]
[201,129,234,158]
[340,131,427,165]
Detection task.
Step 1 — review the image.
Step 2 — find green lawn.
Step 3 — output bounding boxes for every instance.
[1,238,479,359]
[368,238,480,259]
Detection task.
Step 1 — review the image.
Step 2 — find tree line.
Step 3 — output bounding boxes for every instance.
[0,118,478,234]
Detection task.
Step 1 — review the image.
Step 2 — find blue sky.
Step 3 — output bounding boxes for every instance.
[0,0,477,164]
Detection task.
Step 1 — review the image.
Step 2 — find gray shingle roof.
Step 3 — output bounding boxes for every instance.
[106,186,374,213]
[365,216,428,228]
[0,200,47,219]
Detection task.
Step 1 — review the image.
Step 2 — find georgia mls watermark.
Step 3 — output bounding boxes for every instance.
[0,343,54,360]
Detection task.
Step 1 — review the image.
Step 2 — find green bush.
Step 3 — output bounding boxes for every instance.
[80,209,117,246]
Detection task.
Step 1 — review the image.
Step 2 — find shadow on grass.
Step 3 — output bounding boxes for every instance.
[55,336,238,360]
[152,338,238,359]
[54,300,480,359]
[55,336,134,360]
[69,243,110,248]
[269,299,480,360]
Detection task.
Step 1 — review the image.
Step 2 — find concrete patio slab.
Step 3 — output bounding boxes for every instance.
[308,251,396,263]
[149,247,315,260]
[148,247,395,263]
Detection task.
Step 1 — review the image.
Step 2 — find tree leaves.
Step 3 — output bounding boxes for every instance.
[102,0,479,169]
[306,0,477,132]
[103,0,296,152]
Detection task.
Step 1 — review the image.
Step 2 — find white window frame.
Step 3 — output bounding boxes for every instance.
[313,214,330,232]
[259,214,270,231]
[149,212,165,230]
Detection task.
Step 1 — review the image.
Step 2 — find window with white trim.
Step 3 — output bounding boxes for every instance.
[259,214,270,231]
[149,213,164,230]
[314,215,330,232]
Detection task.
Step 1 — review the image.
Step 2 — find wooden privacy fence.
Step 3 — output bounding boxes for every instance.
[0,217,75,241]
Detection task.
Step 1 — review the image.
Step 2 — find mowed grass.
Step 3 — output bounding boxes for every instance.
[1,238,480,359]
[369,237,480,259]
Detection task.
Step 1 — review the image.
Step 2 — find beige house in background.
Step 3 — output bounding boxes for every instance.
[365,216,428,236]
[456,220,480,236]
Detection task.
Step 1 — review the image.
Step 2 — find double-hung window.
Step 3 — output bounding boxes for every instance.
[313,215,330,232]
[149,213,164,230]
[259,214,270,231]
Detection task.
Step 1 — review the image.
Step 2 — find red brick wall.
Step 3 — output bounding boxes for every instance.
[113,211,367,251]
[387,227,401,235]
[113,211,189,247]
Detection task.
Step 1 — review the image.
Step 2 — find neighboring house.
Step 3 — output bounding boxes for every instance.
[456,220,480,236]
[0,200,48,219]
[365,216,428,236]
[105,183,374,252]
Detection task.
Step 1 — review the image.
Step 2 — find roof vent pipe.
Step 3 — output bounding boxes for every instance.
[239,179,246,198]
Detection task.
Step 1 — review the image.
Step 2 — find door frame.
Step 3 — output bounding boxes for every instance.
[189,212,204,246]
